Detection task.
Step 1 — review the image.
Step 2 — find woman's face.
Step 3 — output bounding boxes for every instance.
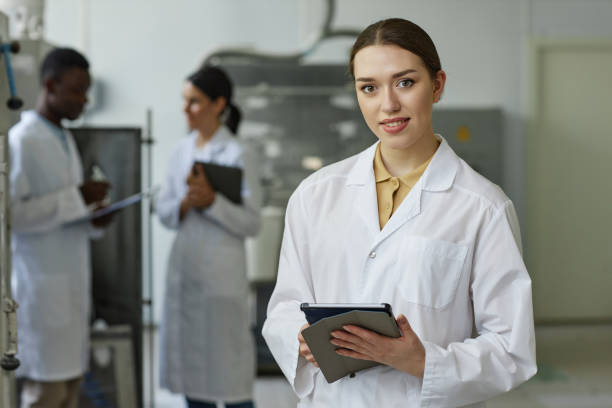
[182,81,225,132]
[353,44,445,151]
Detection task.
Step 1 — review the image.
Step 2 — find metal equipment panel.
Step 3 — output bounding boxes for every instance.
[71,127,143,407]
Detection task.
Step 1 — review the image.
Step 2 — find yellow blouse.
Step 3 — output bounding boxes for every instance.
[373,144,436,229]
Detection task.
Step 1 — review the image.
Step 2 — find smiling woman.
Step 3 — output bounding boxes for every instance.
[263,18,537,408]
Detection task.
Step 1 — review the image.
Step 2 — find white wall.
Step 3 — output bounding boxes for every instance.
[43,0,612,323]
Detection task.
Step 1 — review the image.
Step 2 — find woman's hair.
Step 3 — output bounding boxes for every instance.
[349,18,441,79]
[187,66,242,135]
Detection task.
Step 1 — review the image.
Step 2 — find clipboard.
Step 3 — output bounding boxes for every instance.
[300,303,401,384]
[193,161,242,204]
[71,186,159,223]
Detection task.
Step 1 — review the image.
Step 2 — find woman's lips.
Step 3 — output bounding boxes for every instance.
[380,118,409,134]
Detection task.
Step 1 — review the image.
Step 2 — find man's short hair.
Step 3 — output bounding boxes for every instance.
[40,47,89,83]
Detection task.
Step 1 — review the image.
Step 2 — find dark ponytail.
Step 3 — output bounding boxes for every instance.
[187,65,242,135]
[225,102,242,134]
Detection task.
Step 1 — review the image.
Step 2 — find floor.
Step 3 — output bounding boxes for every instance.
[147,325,612,408]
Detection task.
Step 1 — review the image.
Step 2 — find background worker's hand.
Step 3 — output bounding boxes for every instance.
[185,163,216,208]
[329,314,426,378]
[79,180,110,205]
[90,205,115,228]
[298,323,319,367]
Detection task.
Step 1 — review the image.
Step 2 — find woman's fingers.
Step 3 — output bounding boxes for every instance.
[396,314,414,336]
[335,348,373,361]
[330,338,368,356]
[298,323,319,367]
[331,325,380,348]
[299,341,319,367]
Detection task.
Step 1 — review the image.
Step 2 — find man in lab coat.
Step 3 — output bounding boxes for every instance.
[9,47,111,408]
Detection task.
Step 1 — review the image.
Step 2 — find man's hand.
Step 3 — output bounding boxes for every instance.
[330,314,426,378]
[79,181,110,205]
[298,323,319,367]
[90,205,115,228]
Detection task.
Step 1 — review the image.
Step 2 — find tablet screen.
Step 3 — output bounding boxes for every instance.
[300,303,393,325]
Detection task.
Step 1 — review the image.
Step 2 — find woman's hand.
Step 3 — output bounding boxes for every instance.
[330,314,425,378]
[298,323,319,367]
[185,163,216,209]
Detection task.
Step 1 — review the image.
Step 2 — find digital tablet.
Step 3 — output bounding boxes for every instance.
[300,303,394,325]
[193,161,243,205]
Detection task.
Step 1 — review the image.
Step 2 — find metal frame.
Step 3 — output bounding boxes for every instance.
[1,21,21,406]
[1,128,17,408]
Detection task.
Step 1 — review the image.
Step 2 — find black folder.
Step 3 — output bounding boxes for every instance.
[193,161,242,204]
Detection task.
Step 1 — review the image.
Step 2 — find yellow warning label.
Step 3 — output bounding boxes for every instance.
[456,125,471,142]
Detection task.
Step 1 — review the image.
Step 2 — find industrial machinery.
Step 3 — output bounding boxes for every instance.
[0,1,148,406]
[1,9,23,407]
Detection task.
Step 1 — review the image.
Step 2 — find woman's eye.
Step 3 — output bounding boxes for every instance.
[361,85,376,94]
[398,79,414,88]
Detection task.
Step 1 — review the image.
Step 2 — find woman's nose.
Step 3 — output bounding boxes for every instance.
[381,88,401,113]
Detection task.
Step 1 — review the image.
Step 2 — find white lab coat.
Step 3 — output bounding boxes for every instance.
[9,110,101,381]
[262,136,537,408]
[157,127,261,402]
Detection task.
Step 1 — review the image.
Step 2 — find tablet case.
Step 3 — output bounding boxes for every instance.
[193,161,242,204]
[301,310,401,383]
[301,303,393,325]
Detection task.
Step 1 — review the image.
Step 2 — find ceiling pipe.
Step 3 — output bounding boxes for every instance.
[204,0,361,66]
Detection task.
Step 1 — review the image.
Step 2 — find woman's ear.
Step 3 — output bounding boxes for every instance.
[433,70,446,103]
[214,96,228,116]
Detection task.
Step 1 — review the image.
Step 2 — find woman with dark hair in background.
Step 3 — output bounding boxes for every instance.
[263,18,536,407]
[157,66,261,408]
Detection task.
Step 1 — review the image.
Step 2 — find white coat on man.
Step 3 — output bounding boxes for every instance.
[156,126,261,403]
[262,136,537,408]
[9,110,102,381]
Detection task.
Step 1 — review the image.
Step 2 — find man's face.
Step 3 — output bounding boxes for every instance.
[48,67,91,121]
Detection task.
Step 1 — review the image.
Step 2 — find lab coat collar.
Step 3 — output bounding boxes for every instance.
[345,134,459,243]
[20,110,72,157]
[345,134,458,192]
[191,125,234,156]
[345,142,378,187]
[421,134,458,192]
[21,109,42,125]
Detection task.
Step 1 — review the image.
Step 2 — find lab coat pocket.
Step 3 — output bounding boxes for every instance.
[397,236,468,309]
[31,273,72,328]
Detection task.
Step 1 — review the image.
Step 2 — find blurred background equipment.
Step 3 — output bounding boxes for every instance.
[0,0,45,40]
[1,9,21,408]
[71,126,145,408]
[0,1,151,406]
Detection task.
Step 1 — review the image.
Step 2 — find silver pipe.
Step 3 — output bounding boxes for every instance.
[143,107,155,408]
[203,0,361,66]
[1,28,21,406]
[1,130,18,408]
[236,85,353,98]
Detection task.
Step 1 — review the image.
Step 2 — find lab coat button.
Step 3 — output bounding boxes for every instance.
[369,251,376,259]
